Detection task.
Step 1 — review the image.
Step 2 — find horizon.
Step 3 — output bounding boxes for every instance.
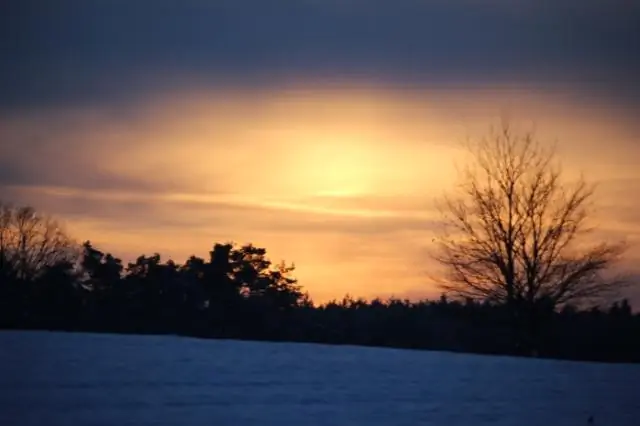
[1,0,639,305]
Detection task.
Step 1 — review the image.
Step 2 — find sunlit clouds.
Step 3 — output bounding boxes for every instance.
[1,85,639,303]
[1,0,639,303]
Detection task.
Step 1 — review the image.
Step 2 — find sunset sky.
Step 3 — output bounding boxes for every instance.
[1,0,639,304]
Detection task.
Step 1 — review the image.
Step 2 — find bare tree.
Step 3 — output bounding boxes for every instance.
[432,122,627,313]
[0,202,78,281]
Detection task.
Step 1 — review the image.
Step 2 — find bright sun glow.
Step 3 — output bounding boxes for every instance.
[290,138,382,198]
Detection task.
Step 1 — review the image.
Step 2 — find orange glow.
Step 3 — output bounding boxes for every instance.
[1,86,639,304]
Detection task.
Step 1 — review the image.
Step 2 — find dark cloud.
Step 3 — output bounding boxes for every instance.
[0,116,202,195]
[1,0,638,111]
[0,154,174,195]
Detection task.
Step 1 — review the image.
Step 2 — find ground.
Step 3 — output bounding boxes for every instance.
[0,331,638,425]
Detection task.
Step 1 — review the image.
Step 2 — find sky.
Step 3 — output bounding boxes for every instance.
[1,0,639,304]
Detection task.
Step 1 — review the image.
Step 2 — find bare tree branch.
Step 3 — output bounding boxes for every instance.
[432,122,628,311]
[0,201,78,281]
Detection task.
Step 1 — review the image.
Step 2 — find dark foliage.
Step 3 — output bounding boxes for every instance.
[1,204,639,364]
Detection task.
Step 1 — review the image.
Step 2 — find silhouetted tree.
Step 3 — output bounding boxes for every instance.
[2,202,639,363]
[0,202,77,281]
[81,241,123,291]
[432,122,628,353]
[34,260,82,328]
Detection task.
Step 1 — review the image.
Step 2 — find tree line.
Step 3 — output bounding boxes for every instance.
[0,201,637,363]
[1,123,637,363]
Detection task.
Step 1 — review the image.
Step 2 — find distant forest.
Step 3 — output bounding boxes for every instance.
[0,203,638,364]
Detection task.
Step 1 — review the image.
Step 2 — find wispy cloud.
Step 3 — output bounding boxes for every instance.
[1,87,639,303]
[1,0,639,302]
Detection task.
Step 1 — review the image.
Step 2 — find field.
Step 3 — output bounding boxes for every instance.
[1,331,638,425]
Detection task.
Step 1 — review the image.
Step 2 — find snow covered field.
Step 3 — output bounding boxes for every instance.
[0,331,638,426]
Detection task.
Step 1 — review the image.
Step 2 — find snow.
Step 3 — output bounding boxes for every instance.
[0,331,638,426]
